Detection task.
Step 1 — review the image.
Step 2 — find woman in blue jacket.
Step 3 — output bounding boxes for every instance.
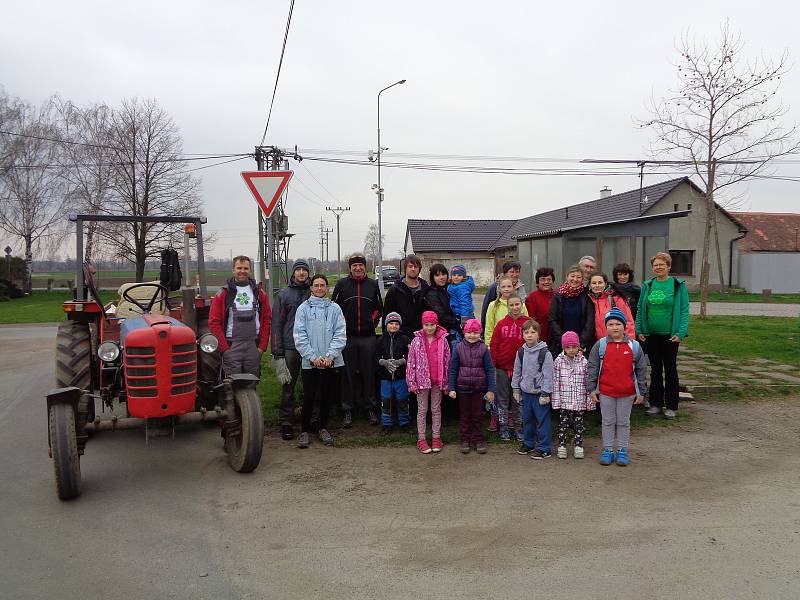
[293,274,347,448]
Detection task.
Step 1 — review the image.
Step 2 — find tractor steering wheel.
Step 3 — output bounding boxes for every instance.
[121,283,169,315]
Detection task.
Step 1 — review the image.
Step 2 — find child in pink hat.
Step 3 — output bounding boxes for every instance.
[552,331,594,459]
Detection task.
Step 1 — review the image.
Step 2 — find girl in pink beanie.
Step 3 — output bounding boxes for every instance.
[552,331,593,459]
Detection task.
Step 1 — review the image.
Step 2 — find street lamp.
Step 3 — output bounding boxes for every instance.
[372,78,406,295]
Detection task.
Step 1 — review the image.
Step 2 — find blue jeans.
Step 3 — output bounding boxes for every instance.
[380,379,410,427]
[521,391,552,452]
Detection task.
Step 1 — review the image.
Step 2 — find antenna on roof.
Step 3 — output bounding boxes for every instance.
[637,161,647,213]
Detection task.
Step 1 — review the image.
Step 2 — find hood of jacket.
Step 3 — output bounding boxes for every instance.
[521,340,548,354]
[413,324,448,340]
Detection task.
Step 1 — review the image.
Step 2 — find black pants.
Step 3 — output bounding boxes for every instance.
[301,367,342,432]
[644,334,680,410]
[278,349,303,426]
[341,336,377,413]
[558,409,585,447]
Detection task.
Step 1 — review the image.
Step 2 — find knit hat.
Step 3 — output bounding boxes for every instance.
[385,311,402,326]
[421,310,438,325]
[292,258,310,273]
[561,331,580,348]
[463,318,482,333]
[348,255,366,267]
[604,307,627,326]
[450,264,467,277]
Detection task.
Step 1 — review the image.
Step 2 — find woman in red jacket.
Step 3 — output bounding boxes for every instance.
[525,267,555,346]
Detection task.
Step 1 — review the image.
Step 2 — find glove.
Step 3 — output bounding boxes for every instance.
[273,357,292,385]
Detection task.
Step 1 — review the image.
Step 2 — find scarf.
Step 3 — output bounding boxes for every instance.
[557,282,584,298]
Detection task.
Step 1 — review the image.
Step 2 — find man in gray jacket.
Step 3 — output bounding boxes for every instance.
[270,259,311,440]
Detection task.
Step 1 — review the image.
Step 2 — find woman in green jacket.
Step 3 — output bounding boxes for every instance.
[635,252,690,420]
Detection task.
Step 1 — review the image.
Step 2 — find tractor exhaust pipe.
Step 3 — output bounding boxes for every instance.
[85,409,229,432]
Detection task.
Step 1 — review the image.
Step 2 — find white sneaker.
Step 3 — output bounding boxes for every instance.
[574,446,584,459]
[664,409,677,420]
[557,446,567,459]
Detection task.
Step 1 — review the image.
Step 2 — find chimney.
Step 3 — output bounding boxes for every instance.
[600,186,612,199]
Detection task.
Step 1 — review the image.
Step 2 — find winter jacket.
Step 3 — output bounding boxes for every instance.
[293,296,347,369]
[270,275,311,357]
[423,284,462,336]
[208,278,272,353]
[448,339,496,394]
[548,291,595,355]
[635,277,690,340]
[586,335,649,397]
[511,341,554,396]
[612,282,641,321]
[588,290,635,343]
[480,278,527,326]
[524,289,554,344]
[375,330,411,381]
[552,352,593,411]
[406,326,451,392]
[447,276,475,318]
[331,275,383,337]
[383,277,429,338]
[484,296,528,348]
[489,313,527,372]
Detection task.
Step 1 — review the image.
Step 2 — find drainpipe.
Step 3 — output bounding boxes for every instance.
[728,229,748,289]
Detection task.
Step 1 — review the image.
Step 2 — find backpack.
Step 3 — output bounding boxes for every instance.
[596,337,643,395]
[516,345,547,371]
[159,248,182,292]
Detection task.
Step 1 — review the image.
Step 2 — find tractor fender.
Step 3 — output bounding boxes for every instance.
[46,387,82,412]
[227,373,259,390]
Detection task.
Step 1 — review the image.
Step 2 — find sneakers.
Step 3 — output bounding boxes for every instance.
[515,431,525,443]
[460,441,471,454]
[343,411,353,428]
[599,447,614,465]
[616,447,629,466]
[280,424,294,441]
[417,439,432,454]
[431,437,443,453]
[487,416,499,432]
[297,431,310,449]
[499,429,511,442]
[318,428,333,446]
[645,406,662,417]
[368,409,378,426]
[475,441,487,454]
[574,446,584,459]
[531,449,552,460]
[557,446,567,459]
[517,444,534,455]
[663,409,677,420]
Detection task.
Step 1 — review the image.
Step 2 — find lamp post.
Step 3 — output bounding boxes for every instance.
[374,78,406,295]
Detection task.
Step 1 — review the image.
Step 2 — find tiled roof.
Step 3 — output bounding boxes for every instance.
[731,212,800,252]
[492,177,691,249]
[406,219,516,253]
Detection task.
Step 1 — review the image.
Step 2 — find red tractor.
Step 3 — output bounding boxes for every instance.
[47,214,264,500]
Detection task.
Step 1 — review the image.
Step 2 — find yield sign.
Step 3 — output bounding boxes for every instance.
[241,171,293,218]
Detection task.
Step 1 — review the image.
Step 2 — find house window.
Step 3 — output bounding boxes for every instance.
[674,203,679,211]
[687,203,693,211]
[669,250,694,276]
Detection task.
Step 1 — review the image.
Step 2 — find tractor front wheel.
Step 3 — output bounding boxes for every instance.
[225,387,264,473]
[49,403,81,500]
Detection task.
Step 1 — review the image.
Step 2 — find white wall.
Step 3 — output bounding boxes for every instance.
[416,252,496,286]
[738,253,800,293]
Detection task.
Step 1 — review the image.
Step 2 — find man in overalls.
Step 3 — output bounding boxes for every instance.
[209,255,272,377]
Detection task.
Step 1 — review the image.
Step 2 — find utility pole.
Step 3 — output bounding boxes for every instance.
[255,148,267,286]
[323,226,333,266]
[326,206,350,277]
[318,216,326,267]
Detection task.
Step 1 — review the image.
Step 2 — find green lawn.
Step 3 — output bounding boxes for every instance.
[683,315,800,366]
[688,290,800,304]
[0,291,74,324]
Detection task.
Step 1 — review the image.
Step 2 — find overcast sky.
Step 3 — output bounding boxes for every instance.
[3,1,799,262]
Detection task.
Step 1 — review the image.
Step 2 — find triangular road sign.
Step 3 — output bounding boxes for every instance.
[241,171,293,218]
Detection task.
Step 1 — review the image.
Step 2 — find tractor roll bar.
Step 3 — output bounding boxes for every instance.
[69,214,208,300]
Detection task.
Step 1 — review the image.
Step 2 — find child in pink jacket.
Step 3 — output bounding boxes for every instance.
[406,311,451,454]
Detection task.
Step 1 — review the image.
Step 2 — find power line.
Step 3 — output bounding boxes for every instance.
[259,0,296,145]
[299,160,343,204]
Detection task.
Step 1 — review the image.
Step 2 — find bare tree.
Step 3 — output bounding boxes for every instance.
[0,95,71,292]
[641,21,798,317]
[363,223,384,271]
[104,98,200,281]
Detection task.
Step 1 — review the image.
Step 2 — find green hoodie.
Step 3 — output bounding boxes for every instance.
[635,276,690,339]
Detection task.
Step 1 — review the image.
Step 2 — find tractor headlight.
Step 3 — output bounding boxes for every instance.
[98,341,120,362]
[199,333,219,354]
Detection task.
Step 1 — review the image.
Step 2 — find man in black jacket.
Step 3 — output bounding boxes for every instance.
[331,255,383,426]
[383,254,429,338]
[270,259,311,440]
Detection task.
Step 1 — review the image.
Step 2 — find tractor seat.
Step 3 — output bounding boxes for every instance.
[115,281,171,319]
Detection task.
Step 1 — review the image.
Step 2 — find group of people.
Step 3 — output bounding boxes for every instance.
[209,250,690,465]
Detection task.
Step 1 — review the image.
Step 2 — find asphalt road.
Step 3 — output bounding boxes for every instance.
[2,325,800,599]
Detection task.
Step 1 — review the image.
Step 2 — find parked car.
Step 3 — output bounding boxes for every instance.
[375,266,400,286]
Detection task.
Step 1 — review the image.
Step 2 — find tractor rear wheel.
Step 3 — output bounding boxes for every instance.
[49,403,81,500]
[225,387,264,473]
[56,320,96,424]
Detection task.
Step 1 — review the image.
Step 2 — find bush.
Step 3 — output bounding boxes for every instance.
[0,278,24,300]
